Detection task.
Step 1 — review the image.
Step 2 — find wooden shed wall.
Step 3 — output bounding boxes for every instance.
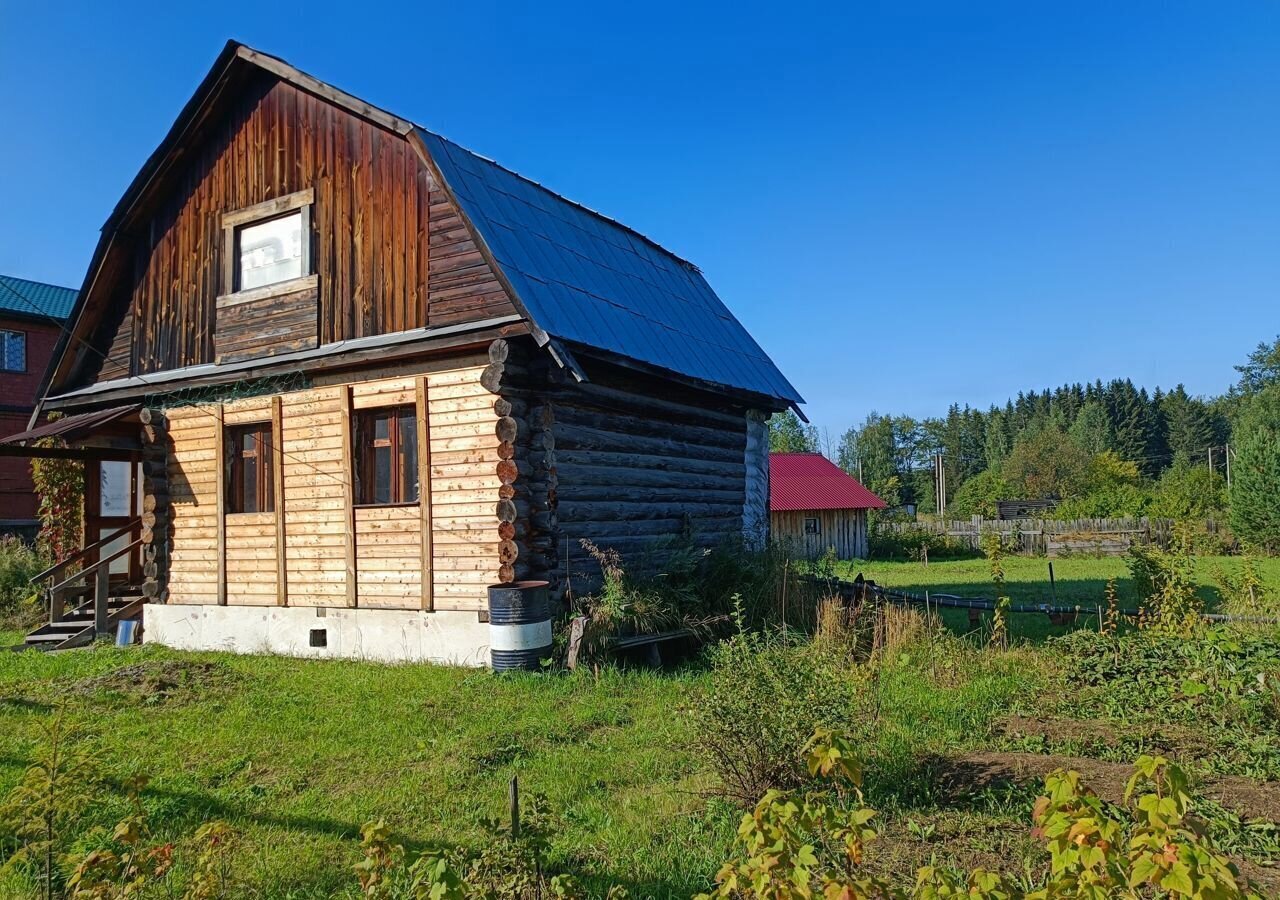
[484,341,755,592]
[76,72,517,387]
[162,354,500,612]
[771,509,868,560]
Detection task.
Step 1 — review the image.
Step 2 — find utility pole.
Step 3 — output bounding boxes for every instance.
[1226,444,1231,490]
[934,452,946,520]
[1208,446,1214,486]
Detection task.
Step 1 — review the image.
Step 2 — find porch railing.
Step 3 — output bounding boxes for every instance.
[29,518,144,638]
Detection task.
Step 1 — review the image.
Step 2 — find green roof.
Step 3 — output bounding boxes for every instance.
[0,274,77,321]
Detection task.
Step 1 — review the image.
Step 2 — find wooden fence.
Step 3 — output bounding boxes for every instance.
[881,517,1221,557]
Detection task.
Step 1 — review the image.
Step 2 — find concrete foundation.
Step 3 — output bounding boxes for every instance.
[143,604,491,666]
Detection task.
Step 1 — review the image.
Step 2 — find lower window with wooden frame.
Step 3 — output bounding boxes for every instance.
[227,422,275,514]
[352,405,419,506]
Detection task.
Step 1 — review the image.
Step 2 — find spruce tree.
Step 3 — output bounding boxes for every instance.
[1229,385,1280,552]
[1162,385,1218,463]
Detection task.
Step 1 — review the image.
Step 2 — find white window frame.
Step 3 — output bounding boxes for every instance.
[219,189,315,301]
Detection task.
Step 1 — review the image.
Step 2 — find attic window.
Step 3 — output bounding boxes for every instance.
[238,212,303,290]
[220,188,314,297]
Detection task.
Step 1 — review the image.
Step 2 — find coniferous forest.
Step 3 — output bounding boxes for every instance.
[770,335,1280,551]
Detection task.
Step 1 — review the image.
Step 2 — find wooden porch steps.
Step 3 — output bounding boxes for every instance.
[23,590,145,652]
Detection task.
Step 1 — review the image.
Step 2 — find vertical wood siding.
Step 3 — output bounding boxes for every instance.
[161,359,500,611]
[770,509,868,560]
[83,73,516,385]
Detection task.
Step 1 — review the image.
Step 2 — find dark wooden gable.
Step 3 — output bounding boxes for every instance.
[62,67,517,391]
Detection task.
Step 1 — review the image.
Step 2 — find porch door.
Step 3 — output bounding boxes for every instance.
[85,460,142,583]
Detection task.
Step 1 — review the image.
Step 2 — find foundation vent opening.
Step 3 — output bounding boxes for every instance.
[309,629,328,648]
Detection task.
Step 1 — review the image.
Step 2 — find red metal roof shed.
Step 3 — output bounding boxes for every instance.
[769,452,886,512]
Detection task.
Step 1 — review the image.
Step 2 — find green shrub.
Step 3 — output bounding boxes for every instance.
[695,625,871,805]
[868,523,975,561]
[1127,530,1203,633]
[0,536,46,620]
[702,729,1263,900]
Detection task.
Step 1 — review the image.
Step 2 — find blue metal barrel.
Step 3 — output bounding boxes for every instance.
[488,581,553,671]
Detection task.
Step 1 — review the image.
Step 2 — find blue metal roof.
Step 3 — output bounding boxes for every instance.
[418,129,803,405]
[0,274,77,321]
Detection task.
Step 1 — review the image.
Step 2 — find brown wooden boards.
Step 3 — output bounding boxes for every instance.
[70,73,519,389]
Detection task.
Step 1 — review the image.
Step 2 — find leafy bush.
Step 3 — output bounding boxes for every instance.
[354,797,595,900]
[0,535,46,619]
[702,729,1263,900]
[570,537,798,660]
[1127,530,1203,634]
[1212,556,1276,618]
[868,523,974,562]
[948,468,1010,518]
[1050,627,1280,778]
[695,624,871,805]
[1151,461,1228,522]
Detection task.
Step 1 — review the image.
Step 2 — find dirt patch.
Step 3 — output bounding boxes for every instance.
[64,659,239,705]
[941,750,1280,822]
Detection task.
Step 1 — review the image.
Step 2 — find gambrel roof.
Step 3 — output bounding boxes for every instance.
[420,132,802,405]
[44,42,801,410]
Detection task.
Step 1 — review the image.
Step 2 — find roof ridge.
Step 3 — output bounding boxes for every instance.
[417,127,702,274]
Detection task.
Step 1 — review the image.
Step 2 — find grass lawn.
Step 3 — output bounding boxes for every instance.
[0,555,1277,897]
[836,555,1280,641]
[0,648,720,899]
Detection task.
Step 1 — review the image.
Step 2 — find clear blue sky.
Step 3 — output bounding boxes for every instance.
[2,2,1277,437]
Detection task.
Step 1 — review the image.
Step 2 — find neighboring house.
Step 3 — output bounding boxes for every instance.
[2,42,801,661]
[0,274,77,539]
[770,453,885,559]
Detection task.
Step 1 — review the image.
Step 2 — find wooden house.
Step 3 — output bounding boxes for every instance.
[1,42,801,662]
[0,275,77,540]
[769,453,885,559]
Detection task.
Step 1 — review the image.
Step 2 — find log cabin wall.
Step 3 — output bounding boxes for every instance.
[161,355,501,613]
[770,509,868,560]
[76,71,517,387]
[485,339,754,596]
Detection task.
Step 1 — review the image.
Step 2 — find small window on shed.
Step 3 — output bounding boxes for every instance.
[804,517,821,535]
[0,330,26,372]
[353,405,419,506]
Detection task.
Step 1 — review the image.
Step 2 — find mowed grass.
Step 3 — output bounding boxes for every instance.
[836,555,1280,641]
[0,647,724,899]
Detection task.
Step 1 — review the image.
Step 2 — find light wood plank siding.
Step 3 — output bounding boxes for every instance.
[160,358,500,611]
[771,509,868,560]
[354,506,421,609]
[225,512,278,605]
[428,360,502,611]
[281,386,350,607]
[165,407,220,604]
